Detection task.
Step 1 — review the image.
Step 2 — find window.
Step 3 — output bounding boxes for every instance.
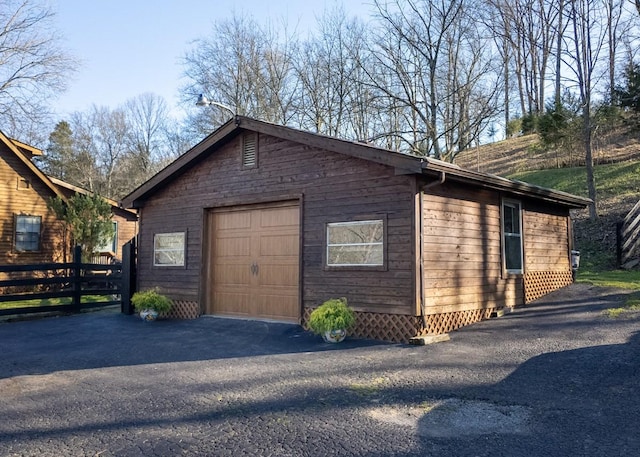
[502,200,523,273]
[96,221,118,253]
[327,220,384,267]
[154,232,185,266]
[15,215,41,252]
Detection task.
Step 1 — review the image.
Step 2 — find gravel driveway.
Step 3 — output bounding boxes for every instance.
[1,283,639,456]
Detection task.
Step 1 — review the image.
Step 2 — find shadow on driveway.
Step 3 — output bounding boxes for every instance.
[0,310,385,379]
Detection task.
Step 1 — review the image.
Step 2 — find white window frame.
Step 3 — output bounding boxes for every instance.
[501,199,524,274]
[96,221,118,253]
[15,215,41,252]
[154,232,186,267]
[326,219,384,267]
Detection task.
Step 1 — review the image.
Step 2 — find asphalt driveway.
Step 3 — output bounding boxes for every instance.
[1,283,639,456]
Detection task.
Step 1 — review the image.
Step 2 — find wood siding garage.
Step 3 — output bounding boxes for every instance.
[122,116,590,342]
[206,202,300,322]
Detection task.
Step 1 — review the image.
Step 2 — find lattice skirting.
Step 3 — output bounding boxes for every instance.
[302,307,496,343]
[417,308,496,336]
[524,270,573,303]
[161,300,201,319]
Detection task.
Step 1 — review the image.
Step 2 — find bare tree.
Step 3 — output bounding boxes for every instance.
[182,13,297,134]
[0,0,77,138]
[293,7,369,138]
[603,0,632,101]
[362,0,499,160]
[485,0,562,118]
[124,93,169,175]
[69,106,131,199]
[565,0,608,219]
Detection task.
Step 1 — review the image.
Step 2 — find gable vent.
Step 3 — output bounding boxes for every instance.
[242,133,257,168]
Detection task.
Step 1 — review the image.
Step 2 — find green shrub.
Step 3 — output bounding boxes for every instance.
[308,297,355,334]
[131,289,172,313]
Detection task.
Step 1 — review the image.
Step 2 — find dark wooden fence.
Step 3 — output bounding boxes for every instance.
[0,242,136,317]
[617,200,640,267]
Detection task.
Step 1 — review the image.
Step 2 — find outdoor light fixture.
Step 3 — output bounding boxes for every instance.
[196,94,235,116]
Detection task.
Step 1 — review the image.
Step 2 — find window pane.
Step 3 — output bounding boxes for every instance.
[328,244,384,266]
[154,232,185,266]
[328,221,383,244]
[503,204,521,235]
[155,233,184,249]
[326,220,384,266]
[96,222,117,252]
[505,236,522,271]
[15,215,41,251]
[154,250,184,266]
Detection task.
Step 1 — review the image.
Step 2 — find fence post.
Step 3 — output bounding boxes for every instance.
[72,245,82,312]
[616,220,623,268]
[121,240,136,314]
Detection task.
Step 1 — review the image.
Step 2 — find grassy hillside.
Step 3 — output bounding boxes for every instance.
[508,163,640,271]
[509,161,640,206]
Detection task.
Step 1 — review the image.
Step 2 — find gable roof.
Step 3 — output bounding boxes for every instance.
[0,130,66,200]
[121,116,591,210]
[49,176,137,219]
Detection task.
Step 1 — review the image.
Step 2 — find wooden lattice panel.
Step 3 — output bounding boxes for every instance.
[524,270,573,303]
[302,307,419,343]
[161,300,201,319]
[303,307,501,343]
[417,308,495,336]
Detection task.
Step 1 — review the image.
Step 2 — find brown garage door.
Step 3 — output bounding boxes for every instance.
[206,202,300,322]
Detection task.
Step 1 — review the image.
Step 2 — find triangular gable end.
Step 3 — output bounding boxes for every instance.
[0,130,66,201]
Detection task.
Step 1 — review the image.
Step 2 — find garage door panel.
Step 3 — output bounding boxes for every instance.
[259,234,299,256]
[213,265,251,287]
[208,203,300,322]
[258,264,298,287]
[256,294,299,320]
[216,211,252,230]
[214,236,252,257]
[212,292,251,315]
[259,207,298,228]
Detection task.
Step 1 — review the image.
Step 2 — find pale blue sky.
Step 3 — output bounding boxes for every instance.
[52,0,370,119]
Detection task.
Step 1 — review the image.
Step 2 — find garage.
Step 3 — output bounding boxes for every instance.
[205,201,300,322]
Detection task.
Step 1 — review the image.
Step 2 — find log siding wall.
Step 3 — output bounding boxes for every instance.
[136,132,417,316]
[1,144,66,268]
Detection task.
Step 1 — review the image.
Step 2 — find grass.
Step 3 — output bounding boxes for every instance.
[576,269,640,290]
[0,295,112,310]
[577,269,640,317]
[509,161,640,200]
[602,294,640,318]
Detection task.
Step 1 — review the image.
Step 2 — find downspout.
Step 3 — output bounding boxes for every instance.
[418,171,446,331]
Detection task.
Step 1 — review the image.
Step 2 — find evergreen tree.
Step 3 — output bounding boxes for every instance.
[42,121,74,179]
[48,194,115,261]
[613,62,640,112]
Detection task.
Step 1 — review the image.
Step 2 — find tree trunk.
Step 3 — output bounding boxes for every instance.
[583,106,597,220]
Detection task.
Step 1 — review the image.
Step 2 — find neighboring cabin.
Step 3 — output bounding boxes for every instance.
[0,130,137,269]
[122,117,590,342]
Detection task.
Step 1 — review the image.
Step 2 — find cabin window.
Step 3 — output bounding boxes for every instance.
[502,200,523,274]
[242,132,258,169]
[15,215,41,252]
[96,221,118,253]
[154,232,185,267]
[326,220,384,267]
